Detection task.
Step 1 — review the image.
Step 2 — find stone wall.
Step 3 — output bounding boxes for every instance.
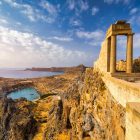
[126,102,140,140]
[102,74,140,140]
[103,75,140,107]
[94,40,108,72]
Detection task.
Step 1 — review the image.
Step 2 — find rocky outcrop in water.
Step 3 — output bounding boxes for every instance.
[0,98,37,140]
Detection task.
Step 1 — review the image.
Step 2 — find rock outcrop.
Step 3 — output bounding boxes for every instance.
[0,68,126,140]
[76,68,125,140]
[116,57,140,72]
[133,57,140,72]
[0,98,37,140]
[116,60,126,71]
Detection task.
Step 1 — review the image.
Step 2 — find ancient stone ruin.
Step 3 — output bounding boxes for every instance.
[95,20,134,74]
[95,20,140,140]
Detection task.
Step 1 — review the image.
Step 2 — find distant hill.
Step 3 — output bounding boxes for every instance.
[25,64,87,73]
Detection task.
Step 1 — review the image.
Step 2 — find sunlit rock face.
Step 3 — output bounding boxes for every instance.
[0,69,126,140]
[0,98,37,140]
[116,57,140,72]
[68,68,125,140]
[41,68,125,140]
[116,60,126,72]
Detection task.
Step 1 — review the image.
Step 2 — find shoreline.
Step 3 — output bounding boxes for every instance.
[0,70,82,101]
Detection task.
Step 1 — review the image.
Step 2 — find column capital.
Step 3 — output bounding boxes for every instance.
[127,33,135,36]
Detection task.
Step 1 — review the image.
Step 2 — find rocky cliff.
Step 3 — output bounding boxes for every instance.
[117,57,140,72]
[0,98,37,140]
[41,68,125,140]
[0,68,126,140]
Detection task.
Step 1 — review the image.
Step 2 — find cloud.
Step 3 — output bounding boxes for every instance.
[80,0,89,11]
[92,7,99,16]
[0,18,8,24]
[129,8,138,15]
[40,0,58,15]
[70,18,82,26]
[76,30,105,46]
[3,0,55,23]
[118,34,140,48]
[76,30,104,39]
[0,26,89,67]
[48,36,73,42]
[67,0,75,10]
[67,0,89,12]
[104,0,130,4]
[129,15,140,26]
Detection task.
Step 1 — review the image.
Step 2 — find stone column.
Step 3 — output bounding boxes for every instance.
[110,35,116,73]
[107,38,111,72]
[126,34,133,73]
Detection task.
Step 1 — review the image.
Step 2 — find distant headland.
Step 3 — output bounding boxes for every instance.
[25,64,87,73]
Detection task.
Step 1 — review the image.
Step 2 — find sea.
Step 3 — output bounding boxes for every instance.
[0,68,63,79]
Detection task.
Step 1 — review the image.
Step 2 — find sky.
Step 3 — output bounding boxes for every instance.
[0,0,140,68]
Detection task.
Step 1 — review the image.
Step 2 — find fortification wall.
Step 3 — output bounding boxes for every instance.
[94,40,108,72]
[126,102,140,140]
[103,75,140,107]
[103,75,140,140]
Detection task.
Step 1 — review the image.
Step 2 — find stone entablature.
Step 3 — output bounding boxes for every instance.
[106,20,133,38]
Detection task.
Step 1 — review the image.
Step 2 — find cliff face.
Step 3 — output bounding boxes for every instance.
[69,68,125,140]
[42,68,125,140]
[0,68,126,140]
[0,98,37,140]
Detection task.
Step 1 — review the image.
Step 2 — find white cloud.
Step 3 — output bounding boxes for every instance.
[0,18,8,24]
[67,0,89,12]
[80,0,89,11]
[70,18,82,26]
[0,26,89,67]
[104,0,130,4]
[67,0,75,10]
[3,0,55,23]
[76,30,105,46]
[48,36,73,42]
[40,0,58,15]
[118,34,140,48]
[129,15,140,26]
[76,30,104,39]
[92,7,99,16]
[129,8,138,15]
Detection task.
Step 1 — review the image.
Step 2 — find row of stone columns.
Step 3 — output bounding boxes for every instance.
[108,34,133,73]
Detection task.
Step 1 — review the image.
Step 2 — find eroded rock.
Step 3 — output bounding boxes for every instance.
[0,98,37,140]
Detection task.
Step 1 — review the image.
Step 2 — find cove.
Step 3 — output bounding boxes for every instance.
[7,87,40,101]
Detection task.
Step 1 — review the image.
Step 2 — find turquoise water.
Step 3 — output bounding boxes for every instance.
[7,88,40,101]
